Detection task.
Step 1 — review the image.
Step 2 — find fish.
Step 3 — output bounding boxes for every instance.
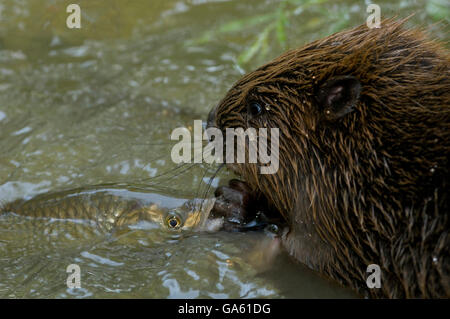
[0,186,221,234]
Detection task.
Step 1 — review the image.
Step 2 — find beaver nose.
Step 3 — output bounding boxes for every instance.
[207,106,217,130]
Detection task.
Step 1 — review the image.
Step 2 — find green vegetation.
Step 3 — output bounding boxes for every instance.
[426,0,450,22]
[188,0,449,68]
[188,0,336,66]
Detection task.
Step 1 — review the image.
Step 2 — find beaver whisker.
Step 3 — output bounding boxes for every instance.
[136,162,193,184]
[195,163,225,226]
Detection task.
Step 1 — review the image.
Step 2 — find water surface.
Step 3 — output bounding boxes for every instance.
[0,0,447,298]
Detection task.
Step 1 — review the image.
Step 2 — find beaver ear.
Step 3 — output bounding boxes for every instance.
[318,75,361,121]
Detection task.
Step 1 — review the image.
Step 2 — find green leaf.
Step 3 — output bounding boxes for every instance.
[426,0,450,22]
[276,9,288,48]
[218,13,277,33]
[186,12,277,46]
[185,30,214,45]
[237,25,273,66]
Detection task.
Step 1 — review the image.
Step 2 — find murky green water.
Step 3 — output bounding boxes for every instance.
[0,0,447,298]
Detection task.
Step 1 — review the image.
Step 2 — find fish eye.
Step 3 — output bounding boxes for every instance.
[248,101,263,117]
[265,223,279,234]
[166,214,182,230]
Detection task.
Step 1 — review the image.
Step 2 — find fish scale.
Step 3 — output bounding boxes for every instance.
[2,192,152,233]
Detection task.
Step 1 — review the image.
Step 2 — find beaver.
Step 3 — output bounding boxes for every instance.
[207,18,449,298]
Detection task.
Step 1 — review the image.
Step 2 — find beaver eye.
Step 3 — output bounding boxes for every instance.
[248,101,263,117]
[166,214,182,230]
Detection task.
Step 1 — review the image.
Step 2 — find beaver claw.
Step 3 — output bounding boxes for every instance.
[210,179,283,232]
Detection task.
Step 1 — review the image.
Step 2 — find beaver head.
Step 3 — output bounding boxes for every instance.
[207,19,449,298]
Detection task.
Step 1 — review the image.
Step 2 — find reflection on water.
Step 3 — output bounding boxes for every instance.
[0,0,446,298]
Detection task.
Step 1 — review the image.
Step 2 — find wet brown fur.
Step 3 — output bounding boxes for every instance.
[209,18,449,298]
